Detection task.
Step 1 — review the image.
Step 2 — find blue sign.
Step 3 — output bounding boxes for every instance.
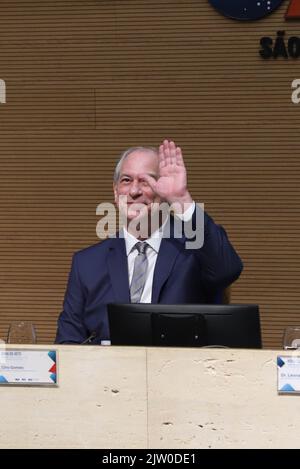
[208,0,284,21]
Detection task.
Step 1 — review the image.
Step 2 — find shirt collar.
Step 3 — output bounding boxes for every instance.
[123,218,168,256]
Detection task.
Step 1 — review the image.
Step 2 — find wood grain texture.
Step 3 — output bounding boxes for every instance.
[0,0,299,347]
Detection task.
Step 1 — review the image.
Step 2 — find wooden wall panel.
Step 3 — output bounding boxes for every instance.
[0,86,95,129]
[0,0,299,347]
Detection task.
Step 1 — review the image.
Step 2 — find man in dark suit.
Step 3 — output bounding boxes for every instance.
[55,140,243,344]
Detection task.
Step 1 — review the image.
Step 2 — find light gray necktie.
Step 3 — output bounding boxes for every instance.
[130,242,148,303]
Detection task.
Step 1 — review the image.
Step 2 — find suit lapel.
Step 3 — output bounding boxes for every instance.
[107,237,130,303]
[151,237,183,303]
[107,217,186,304]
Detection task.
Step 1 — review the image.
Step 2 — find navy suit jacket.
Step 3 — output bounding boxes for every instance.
[55,208,243,344]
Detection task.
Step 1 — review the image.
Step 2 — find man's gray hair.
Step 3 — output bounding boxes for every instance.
[113,146,158,183]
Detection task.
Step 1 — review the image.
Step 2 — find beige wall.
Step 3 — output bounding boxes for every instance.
[0,1,299,346]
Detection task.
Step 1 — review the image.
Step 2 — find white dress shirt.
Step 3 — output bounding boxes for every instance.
[124,202,195,303]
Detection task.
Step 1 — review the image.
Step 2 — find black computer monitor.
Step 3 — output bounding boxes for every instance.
[107,303,262,348]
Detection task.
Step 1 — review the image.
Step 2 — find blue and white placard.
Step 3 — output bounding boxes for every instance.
[278,355,300,394]
[0,349,57,386]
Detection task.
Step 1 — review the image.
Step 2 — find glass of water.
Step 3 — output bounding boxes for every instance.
[7,321,36,344]
[283,326,300,350]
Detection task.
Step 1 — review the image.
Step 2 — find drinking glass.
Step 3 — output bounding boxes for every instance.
[7,321,36,344]
[283,326,300,350]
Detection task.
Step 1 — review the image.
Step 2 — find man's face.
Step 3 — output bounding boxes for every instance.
[114,150,161,225]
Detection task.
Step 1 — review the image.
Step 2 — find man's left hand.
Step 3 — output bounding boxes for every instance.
[141,139,193,213]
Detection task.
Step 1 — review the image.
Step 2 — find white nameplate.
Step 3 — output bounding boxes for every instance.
[0,348,57,386]
[278,355,300,394]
